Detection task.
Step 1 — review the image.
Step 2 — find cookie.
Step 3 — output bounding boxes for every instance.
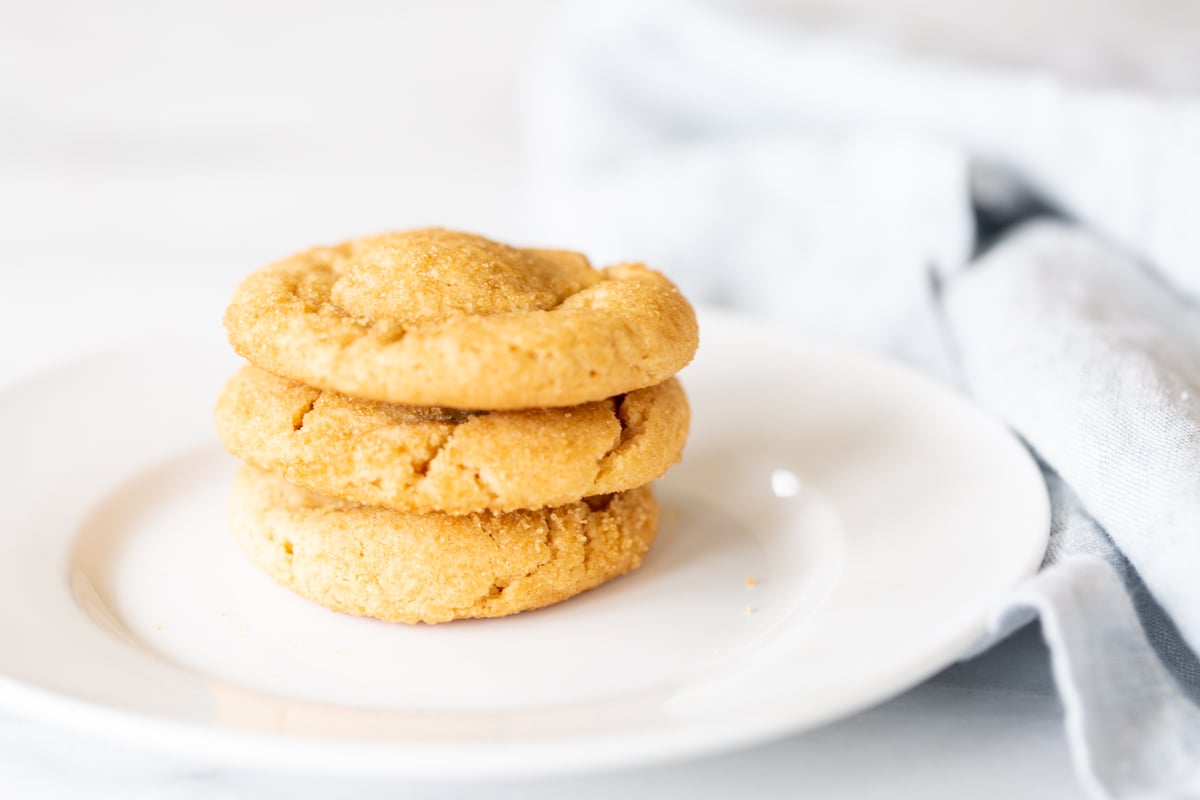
[229,465,658,624]
[214,365,689,514]
[223,228,699,409]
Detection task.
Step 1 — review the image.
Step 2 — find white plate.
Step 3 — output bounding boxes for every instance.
[0,309,1048,779]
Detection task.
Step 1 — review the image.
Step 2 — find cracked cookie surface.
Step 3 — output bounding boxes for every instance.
[229,465,658,624]
[215,365,689,514]
[223,228,699,409]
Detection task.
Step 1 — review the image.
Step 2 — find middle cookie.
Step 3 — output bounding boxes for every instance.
[214,365,690,514]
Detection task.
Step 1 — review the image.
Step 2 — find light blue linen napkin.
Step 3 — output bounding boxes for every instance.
[524,4,1200,796]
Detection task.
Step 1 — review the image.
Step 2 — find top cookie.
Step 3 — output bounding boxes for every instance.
[224,229,699,409]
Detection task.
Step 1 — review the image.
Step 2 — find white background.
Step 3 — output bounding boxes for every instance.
[1,1,1096,796]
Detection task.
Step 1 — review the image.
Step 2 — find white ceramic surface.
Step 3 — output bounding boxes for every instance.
[0,309,1049,779]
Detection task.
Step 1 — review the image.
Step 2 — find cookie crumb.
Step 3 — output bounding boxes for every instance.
[155,624,166,632]
[743,605,756,615]
[745,577,758,587]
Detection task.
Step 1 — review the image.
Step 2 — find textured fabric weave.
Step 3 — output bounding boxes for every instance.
[526,4,1200,797]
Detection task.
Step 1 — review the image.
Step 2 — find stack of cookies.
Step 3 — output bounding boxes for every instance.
[214,229,699,623]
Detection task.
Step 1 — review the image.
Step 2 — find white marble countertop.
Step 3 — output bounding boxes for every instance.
[1,2,1090,795]
[0,627,1079,799]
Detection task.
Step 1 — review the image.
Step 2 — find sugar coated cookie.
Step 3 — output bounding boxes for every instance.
[223,228,699,409]
[215,365,689,514]
[229,465,659,624]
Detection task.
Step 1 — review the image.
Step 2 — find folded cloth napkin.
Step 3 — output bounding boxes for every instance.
[524,3,1200,797]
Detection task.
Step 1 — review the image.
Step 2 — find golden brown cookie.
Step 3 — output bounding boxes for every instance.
[223,228,699,409]
[229,465,658,624]
[214,364,689,514]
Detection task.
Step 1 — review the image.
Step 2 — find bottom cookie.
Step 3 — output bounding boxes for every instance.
[229,465,659,624]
